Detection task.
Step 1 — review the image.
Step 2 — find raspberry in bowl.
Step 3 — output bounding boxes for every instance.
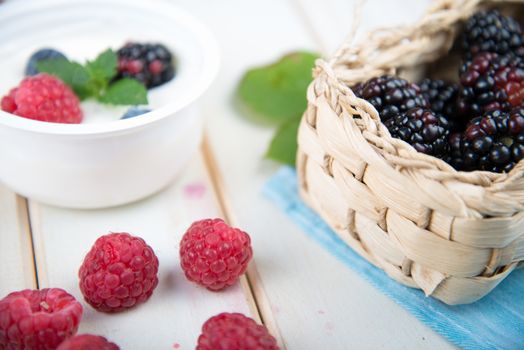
[0,0,219,208]
[1,74,83,124]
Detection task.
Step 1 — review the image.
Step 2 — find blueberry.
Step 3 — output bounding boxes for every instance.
[121,107,151,120]
[25,48,67,76]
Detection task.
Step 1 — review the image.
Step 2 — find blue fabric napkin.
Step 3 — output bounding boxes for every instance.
[263,167,524,350]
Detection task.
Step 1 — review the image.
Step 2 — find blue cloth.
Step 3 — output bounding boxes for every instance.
[263,167,524,350]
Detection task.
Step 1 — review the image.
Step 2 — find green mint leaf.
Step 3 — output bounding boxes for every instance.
[86,48,118,81]
[99,78,148,105]
[266,117,301,165]
[37,59,91,99]
[237,51,319,124]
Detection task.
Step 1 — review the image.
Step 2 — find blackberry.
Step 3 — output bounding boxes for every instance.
[384,107,451,158]
[447,108,524,173]
[352,75,428,121]
[25,48,67,76]
[457,52,524,117]
[461,10,524,59]
[419,78,464,131]
[446,133,465,170]
[116,42,175,88]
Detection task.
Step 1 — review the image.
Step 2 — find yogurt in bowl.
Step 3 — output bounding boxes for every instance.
[0,0,219,208]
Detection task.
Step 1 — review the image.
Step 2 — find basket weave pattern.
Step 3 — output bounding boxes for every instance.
[297,0,524,304]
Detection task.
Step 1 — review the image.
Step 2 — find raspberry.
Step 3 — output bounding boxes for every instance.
[461,10,524,59]
[180,219,253,291]
[352,75,428,121]
[447,108,524,172]
[78,233,159,313]
[116,42,175,88]
[56,334,119,350]
[0,74,83,124]
[458,52,524,117]
[0,288,83,350]
[197,313,278,350]
[384,107,451,158]
[25,48,67,76]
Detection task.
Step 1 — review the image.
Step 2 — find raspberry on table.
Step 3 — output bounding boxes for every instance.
[116,42,175,88]
[25,48,67,76]
[56,334,119,350]
[78,232,159,313]
[461,10,524,59]
[197,313,279,350]
[447,108,524,173]
[0,74,83,124]
[180,219,253,291]
[458,52,524,117]
[352,75,428,121]
[384,107,451,158]
[0,288,83,350]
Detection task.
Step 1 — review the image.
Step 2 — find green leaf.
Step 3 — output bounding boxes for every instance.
[37,59,91,99]
[99,78,148,105]
[37,48,149,106]
[86,49,118,81]
[266,117,301,165]
[237,51,319,124]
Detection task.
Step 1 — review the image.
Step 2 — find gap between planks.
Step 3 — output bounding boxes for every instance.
[201,132,287,350]
[25,200,49,289]
[14,196,38,290]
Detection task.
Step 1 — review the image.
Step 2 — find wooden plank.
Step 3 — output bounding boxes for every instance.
[28,154,255,349]
[0,186,36,296]
[174,0,454,348]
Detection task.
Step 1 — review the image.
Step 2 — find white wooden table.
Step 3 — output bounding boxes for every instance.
[0,0,456,348]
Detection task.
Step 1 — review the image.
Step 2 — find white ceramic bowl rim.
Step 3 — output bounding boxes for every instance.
[0,0,219,135]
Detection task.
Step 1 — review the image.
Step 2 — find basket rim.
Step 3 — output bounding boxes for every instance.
[306,0,524,189]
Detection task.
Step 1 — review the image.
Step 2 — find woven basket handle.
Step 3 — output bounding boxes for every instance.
[315,0,482,82]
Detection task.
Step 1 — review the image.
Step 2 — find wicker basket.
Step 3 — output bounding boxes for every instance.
[297,0,524,305]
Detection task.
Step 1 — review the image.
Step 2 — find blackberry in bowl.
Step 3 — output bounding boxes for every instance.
[116,42,175,88]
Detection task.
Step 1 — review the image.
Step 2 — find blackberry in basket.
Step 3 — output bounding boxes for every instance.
[447,108,524,173]
[461,9,524,59]
[419,78,464,131]
[116,42,175,88]
[457,52,524,117]
[384,107,451,158]
[352,75,428,121]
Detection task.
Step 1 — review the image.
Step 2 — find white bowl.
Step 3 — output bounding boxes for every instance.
[0,0,219,208]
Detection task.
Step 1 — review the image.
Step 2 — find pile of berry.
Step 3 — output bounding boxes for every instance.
[353,10,524,173]
[0,219,276,350]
